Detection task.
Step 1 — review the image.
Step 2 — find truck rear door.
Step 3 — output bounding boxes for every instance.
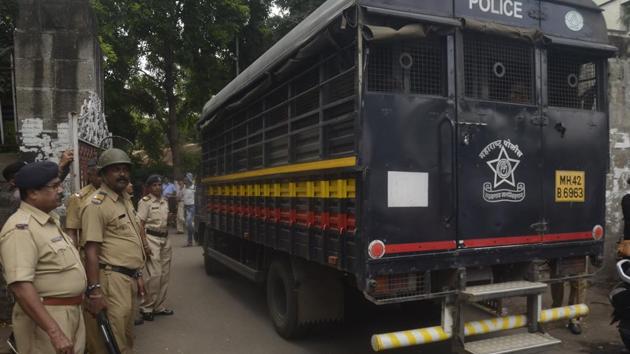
[541,46,607,243]
[456,33,544,248]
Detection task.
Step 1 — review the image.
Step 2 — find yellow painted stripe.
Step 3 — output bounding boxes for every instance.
[207,179,357,199]
[202,156,357,183]
[481,321,490,333]
[436,327,449,340]
[502,317,510,329]
[388,333,401,348]
[419,329,432,343]
[403,331,416,345]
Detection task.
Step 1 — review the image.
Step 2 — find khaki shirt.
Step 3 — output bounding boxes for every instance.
[80,184,145,269]
[0,202,86,297]
[137,194,168,232]
[65,184,97,230]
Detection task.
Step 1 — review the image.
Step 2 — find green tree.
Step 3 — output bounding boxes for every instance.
[270,0,325,40]
[0,0,17,96]
[93,0,264,176]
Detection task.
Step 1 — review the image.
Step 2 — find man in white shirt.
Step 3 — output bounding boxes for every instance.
[182,175,195,247]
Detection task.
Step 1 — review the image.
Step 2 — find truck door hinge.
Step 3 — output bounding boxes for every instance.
[530,220,549,234]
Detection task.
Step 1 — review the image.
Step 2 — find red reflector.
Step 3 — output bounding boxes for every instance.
[592,225,604,240]
[368,240,386,259]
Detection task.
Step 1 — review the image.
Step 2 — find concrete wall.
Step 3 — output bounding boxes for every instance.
[13,0,107,163]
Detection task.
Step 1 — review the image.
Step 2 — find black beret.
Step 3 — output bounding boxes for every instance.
[15,161,59,189]
[2,161,27,181]
[146,174,162,185]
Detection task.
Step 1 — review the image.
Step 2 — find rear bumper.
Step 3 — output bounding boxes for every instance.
[367,240,603,275]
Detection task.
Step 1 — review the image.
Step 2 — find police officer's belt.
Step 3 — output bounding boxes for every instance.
[99,263,140,278]
[146,229,168,238]
[42,295,83,306]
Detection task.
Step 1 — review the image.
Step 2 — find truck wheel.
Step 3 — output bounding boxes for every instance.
[266,260,301,338]
[204,253,223,276]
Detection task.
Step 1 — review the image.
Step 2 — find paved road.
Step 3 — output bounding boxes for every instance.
[134,235,626,354]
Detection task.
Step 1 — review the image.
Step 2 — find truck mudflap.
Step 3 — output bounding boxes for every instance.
[371,304,588,352]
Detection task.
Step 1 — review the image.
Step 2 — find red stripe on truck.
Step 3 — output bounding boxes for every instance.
[382,231,593,255]
[385,241,457,254]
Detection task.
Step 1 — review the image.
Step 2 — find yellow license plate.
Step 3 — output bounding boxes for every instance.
[555,171,585,202]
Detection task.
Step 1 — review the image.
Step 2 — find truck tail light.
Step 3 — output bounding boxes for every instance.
[368,240,386,259]
[592,225,604,240]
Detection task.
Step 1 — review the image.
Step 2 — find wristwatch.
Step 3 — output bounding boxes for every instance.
[86,283,101,295]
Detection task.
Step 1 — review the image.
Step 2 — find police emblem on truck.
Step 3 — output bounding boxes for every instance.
[479,139,526,203]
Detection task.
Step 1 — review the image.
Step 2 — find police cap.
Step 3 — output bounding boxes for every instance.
[14,161,59,189]
[146,174,162,186]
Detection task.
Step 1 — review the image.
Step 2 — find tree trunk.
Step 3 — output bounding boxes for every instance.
[164,45,181,178]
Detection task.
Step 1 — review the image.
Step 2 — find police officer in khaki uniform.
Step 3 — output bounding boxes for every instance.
[81,149,145,354]
[65,159,101,246]
[138,175,174,321]
[551,267,587,334]
[0,161,86,354]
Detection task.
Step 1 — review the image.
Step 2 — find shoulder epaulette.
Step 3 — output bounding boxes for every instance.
[142,196,151,201]
[14,215,30,230]
[92,192,106,205]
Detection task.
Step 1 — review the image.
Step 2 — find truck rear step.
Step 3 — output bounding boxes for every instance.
[371,277,583,353]
[464,332,560,354]
[462,281,547,302]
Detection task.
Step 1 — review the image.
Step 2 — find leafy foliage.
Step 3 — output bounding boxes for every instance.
[0,0,17,96]
[93,0,325,175]
[93,0,272,175]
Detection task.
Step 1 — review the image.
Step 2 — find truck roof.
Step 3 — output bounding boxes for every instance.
[199,0,615,126]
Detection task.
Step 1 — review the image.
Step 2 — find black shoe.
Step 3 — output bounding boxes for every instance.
[567,320,582,335]
[134,318,144,326]
[141,312,154,321]
[154,308,174,316]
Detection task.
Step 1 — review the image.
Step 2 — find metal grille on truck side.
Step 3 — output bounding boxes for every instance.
[367,37,446,96]
[547,48,600,111]
[464,35,534,104]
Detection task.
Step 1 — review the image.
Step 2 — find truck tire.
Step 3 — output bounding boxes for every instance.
[266,260,301,338]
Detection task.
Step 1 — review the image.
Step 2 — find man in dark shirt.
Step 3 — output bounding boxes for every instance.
[619,178,630,257]
[623,178,630,240]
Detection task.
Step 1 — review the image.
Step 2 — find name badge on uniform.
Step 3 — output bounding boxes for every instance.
[151,207,160,210]
[51,236,64,243]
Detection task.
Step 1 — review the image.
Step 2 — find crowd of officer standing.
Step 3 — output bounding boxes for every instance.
[0,148,196,354]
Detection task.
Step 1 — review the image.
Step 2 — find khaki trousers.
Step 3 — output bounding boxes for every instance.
[176,201,185,233]
[551,279,587,306]
[85,270,137,354]
[140,234,172,313]
[551,279,587,324]
[13,303,85,354]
